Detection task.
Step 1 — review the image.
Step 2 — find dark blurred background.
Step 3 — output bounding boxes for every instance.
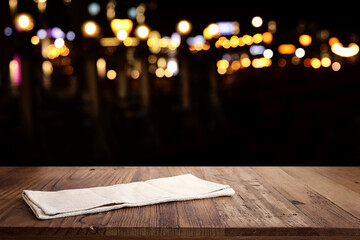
[0,1,359,165]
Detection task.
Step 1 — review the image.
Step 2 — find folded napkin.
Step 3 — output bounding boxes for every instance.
[23,174,235,220]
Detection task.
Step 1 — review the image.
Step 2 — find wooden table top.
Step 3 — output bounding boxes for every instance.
[0,167,359,240]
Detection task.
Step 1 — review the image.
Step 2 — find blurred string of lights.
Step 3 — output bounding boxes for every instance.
[4,1,360,92]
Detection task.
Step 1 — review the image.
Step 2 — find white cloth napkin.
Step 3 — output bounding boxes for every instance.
[23,174,235,220]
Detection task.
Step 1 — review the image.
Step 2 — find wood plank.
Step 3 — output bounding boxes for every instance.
[311,167,360,194]
[253,167,360,228]
[1,235,359,240]
[281,167,360,219]
[210,167,314,228]
[0,167,359,240]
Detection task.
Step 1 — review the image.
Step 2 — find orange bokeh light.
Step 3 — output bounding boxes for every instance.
[299,34,312,47]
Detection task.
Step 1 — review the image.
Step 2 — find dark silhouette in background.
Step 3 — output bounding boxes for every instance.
[0,3,359,165]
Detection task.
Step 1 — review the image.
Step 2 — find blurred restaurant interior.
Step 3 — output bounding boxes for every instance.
[0,1,359,165]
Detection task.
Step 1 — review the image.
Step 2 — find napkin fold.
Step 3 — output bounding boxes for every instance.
[23,174,235,220]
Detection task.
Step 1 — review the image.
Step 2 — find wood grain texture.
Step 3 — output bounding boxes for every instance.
[0,167,359,240]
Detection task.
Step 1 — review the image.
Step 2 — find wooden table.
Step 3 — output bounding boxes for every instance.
[0,167,359,240]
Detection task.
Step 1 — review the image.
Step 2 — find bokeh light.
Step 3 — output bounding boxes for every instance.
[111,19,133,39]
[54,38,65,48]
[332,62,341,71]
[4,27,13,36]
[251,16,263,28]
[31,35,40,45]
[66,31,75,41]
[295,48,305,58]
[331,42,359,57]
[107,69,117,80]
[88,2,101,16]
[299,34,312,47]
[2,3,360,166]
[82,21,100,37]
[96,58,106,79]
[37,29,47,39]
[263,49,273,59]
[14,13,34,32]
[135,25,150,39]
[310,58,321,69]
[278,44,296,54]
[117,30,128,40]
[321,57,331,68]
[177,20,191,34]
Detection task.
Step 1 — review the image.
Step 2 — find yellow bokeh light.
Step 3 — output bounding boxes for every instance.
[9,0,17,9]
[46,44,69,59]
[240,57,251,68]
[164,69,173,78]
[217,67,227,75]
[157,57,167,68]
[252,16,263,28]
[222,39,230,49]
[60,46,70,56]
[217,36,226,45]
[123,37,139,47]
[147,31,161,54]
[82,21,100,37]
[155,68,165,78]
[130,70,140,79]
[194,43,202,51]
[100,37,121,47]
[253,33,263,44]
[204,23,219,40]
[321,57,331,68]
[42,60,53,76]
[117,30,127,40]
[238,37,245,47]
[243,35,253,45]
[328,37,339,47]
[208,24,219,35]
[159,38,170,48]
[203,27,212,40]
[135,25,150,39]
[110,19,133,36]
[299,34,312,47]
[310,58,321,69]
[107,69,117,80]
[31,35,40,45]
[177,20,191,35]
[15,13,34,31]
[252,58,272,68]
[331,42,359,57]
[96,58,106,79]
[85,23,96,35]
[217,59,229,69]
[241,58,251,68]
[19,15,30,28]
[230,36,239,47]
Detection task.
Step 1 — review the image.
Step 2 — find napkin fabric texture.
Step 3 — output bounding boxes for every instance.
[23,174,235,220]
